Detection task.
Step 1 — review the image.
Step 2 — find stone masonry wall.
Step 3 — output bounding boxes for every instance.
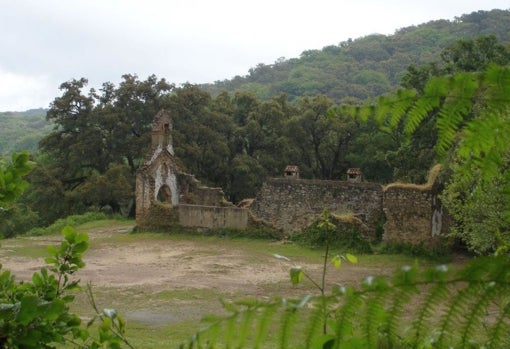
[136,201,179,231]
[382,184,449,248]
[250,178,384,237]
[137,111,449,247]
[178,204,248,230]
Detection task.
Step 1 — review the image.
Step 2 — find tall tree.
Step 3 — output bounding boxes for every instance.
[34,75,173,218]
[288,95,357,179]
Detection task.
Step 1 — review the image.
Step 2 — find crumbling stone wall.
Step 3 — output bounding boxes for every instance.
[250,178,384,238]
[136,110,250,232]
[250,168,450,248]
[382,177,450,248]
[137,111,450,248]
[136,201,179,231]
[177,174,229,206]
[178,204,248,230]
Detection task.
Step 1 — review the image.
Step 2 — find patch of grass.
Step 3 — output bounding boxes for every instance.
[76,218,134,230]
[127,320,204,348]
[0,241,49,258]
[291,224,373,254]
[26,212,128,236]
[374,241,452,263]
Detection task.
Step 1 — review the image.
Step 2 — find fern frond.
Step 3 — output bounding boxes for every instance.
[331,286,363,346]
[460,107,510,180]
[235,306,255,349]
[484,64,510,112]
[182,256,510,349]
[303,299,326,348]
[374,95,391,125]
[435,72,478,155]
[404,76,447,134]
[380,284,413,347]
[459,282,500,348]
[253,303,278,349]
[486,298,510,349]
[359,105,376,123]
[360,276,391,347]
[224,314,237,347]
[278,299,301,349]
[392,91,416,127]
[410,280,451,346]
[435,282,477,346]
[378,264,418,346]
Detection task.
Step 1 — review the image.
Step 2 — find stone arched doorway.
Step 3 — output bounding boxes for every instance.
[157,184,172,204]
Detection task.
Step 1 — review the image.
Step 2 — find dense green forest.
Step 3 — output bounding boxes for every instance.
[0,109,50,156]
[203,9,510,101]
[1,9,510,255]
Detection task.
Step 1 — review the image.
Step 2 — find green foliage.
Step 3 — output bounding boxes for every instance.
[182,255,510,348]
[204,10,510,102]
[333,64,510,254]
[441,160,509,254]
[26,212,115,236]
[0,152,34,206]
[206,227,282,240]
[293,212,372,253]
[375,242,452,262]
[0,109,50,157]
[0,226,133,348]
[285,95,359,180]
[0,201,40,238]
[277,210,358,340]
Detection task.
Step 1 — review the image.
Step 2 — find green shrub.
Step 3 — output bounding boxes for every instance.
[0,202,40,238]
[26,212,116,236]
[210,227,283,240]
[374,241,452,262]
[0,226,132,348]
[292,213,372,253]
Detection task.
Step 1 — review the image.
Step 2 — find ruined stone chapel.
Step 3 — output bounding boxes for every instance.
[136,110,450,249]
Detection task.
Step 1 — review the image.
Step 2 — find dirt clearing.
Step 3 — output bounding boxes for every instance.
[0,222,427,345]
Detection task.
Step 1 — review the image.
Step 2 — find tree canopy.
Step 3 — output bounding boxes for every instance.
[203,9,510,102]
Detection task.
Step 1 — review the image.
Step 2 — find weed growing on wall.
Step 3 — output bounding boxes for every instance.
[293,211,372,253]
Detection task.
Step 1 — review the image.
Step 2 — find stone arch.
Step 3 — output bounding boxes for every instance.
[157,184,172,204]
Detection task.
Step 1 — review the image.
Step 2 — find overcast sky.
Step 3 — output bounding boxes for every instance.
[1,0,508,112]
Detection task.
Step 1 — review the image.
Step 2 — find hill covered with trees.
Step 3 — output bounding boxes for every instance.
[0,109,50,156]
[202,9,510,101]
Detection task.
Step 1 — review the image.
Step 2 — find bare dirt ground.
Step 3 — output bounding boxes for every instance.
[1,224,384,294]
[0,223,413,333]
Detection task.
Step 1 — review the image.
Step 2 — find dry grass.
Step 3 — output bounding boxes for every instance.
[383,164,442,192]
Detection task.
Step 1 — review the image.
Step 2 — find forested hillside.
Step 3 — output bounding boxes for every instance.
[1,10,508,157]
[202,9,510,101]
[0,109,50,156]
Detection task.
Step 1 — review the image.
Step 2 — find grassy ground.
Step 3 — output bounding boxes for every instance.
[0,219,446,348]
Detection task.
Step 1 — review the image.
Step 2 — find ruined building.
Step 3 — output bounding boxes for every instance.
[135,110,249,231]
[136,111,450,249]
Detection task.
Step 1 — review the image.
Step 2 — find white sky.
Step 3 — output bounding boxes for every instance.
[1,0,509,112]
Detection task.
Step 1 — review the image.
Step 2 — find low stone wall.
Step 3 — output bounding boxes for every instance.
[250,178,384,237]
[382,183,449,248]
[136,201,179,231]
[178,204,249,230]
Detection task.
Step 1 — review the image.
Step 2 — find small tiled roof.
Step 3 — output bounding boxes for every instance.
[285,165,300,172]
[347,168,362,175]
